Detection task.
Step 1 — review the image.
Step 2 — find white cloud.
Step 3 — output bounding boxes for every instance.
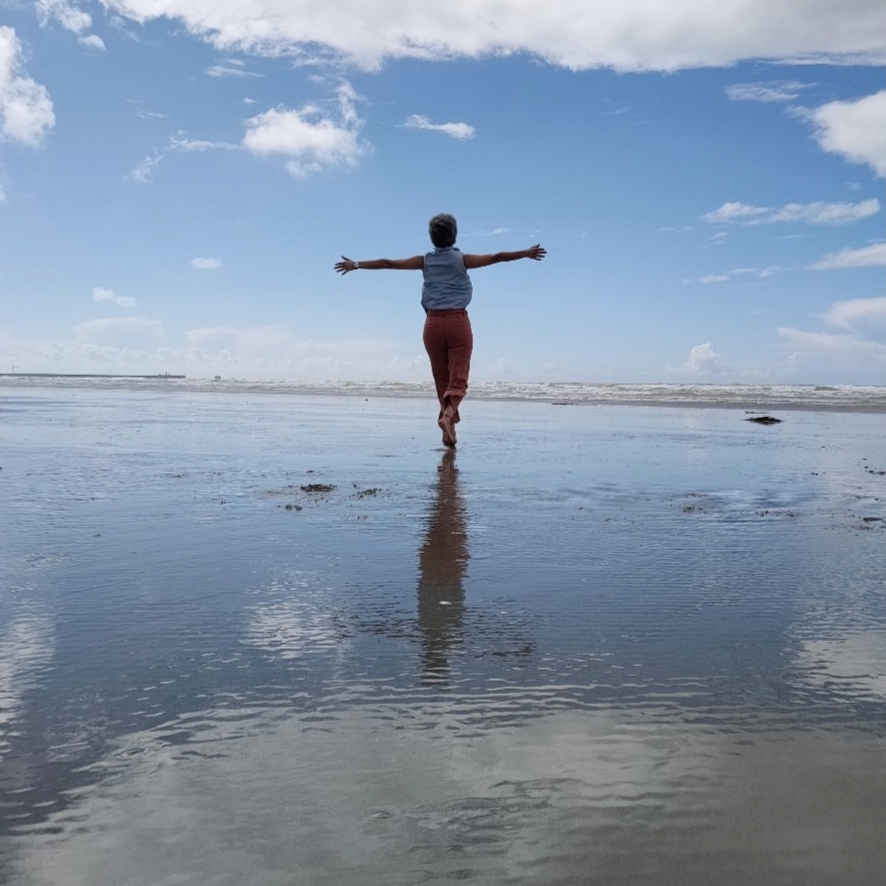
[170,133,235,152]
[779,51,886,67]
[807,90,886,177]
[128,84,363,182]
[190,257,222,270]
[809,241,886,269]
[689,267,778,284]
[127,132,237,183]
[243,83,364,177]
[818,296,886,336]
[127,150,162,183]
[0,26,55,147]
[703,199,880,226]
[778,327,885,357]
[701,231,729,248]
[98,1,886,71]
[767,200,880,224]
[36,0,92,35]
[778,294,886,372]
[206,59,262,78]
[666,341,727,376]
[92,286,137,308]
[37,0,105,50]
[702,202,771,223]
[725,80,811,103]
[243,106,363,176]
[685,342,723,372]
[126,100,167,120]
[402,114,475,140]
[77,34,106,51]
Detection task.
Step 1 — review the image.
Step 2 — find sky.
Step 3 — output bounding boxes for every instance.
[0,0,884,384]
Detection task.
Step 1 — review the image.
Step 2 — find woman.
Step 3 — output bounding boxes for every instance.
[335,213,545,447]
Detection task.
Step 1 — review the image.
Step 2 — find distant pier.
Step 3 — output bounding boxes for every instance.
[0,373,186,379]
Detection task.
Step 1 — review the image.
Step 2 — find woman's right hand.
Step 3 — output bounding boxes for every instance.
[335,256,356,274]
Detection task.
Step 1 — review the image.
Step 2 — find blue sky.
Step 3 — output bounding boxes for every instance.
[1,1,884,383]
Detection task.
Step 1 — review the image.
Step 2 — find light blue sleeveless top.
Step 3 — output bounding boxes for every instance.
[421,247,473,311]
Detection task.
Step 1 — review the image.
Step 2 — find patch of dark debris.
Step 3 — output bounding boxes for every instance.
[265,480,383,513]
[679,496,800,519]
[745,415,782,425]
[859,516,886,530]
[301,483,336,494]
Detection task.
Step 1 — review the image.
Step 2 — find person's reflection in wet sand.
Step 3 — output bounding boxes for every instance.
[417,449,468,681]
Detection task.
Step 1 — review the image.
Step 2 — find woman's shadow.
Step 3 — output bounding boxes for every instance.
[417,449,468,681]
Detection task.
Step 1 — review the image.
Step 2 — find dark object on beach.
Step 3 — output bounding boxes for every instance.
[301,483,336,494]
[746,416,782,425]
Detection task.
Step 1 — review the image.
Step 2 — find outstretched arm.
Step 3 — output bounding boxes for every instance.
[462,244,546,270]
[335,255,424,275]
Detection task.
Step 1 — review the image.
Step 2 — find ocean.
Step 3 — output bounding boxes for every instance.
[1,381,884,884]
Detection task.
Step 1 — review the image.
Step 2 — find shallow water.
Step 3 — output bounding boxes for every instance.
[1,389,884,884]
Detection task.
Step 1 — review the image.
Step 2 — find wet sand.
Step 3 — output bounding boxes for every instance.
[1,388,884,884]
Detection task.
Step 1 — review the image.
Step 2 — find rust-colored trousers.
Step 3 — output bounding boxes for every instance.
[422,309,473,423]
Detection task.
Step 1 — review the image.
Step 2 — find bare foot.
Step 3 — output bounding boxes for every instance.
[438,413,457,447]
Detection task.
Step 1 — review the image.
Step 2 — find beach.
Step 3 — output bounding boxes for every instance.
[1,383,884,885]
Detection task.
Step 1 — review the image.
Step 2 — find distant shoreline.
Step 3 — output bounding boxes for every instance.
[1,375,884,413]
[0,373,186,379]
